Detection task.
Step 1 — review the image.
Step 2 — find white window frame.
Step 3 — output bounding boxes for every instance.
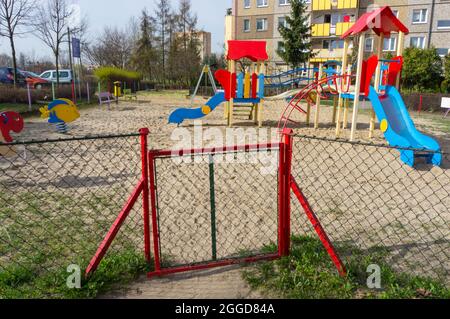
[256,18,268,31]
[244,0,251,9]
[383,36,397,52]
[365,37,374,52]
[437,20,450,30]
[279,0,290,6]
[244,19,251,32]
[436,48,449,57]
[277,41,285,53]
[392,9,399,18]
[412,9,428,24]
[278,16,288,29]
[257,0,269,8]
[410,36,426,49]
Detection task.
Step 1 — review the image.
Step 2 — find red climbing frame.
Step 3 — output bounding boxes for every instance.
[86,129,346,279]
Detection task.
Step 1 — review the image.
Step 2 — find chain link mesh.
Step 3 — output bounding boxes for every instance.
[153,147,280,268]
[290,135,449,282]
[0,134,144,297]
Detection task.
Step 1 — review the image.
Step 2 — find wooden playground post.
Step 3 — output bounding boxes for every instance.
[336,39,350,137]
[228,59,235,127]
[342,98,350,129]
[350,33,366,141]
[332,96,338,124]
[396,31,405,88]
[370,33,384,138]
[259,62,265,127]
[314,63,323,129]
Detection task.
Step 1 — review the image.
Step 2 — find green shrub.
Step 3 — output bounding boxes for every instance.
[94,67,142,91]
[402,47,443,92]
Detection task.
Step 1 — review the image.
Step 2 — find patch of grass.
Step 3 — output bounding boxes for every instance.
[137,89,189,99]
[0,249,149,299]
[0,101,100,118]
[0,189,149,299]
[243,235,450,299]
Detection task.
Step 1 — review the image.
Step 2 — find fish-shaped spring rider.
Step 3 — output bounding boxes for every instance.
[0,111,24,157]
[40,98,80,134]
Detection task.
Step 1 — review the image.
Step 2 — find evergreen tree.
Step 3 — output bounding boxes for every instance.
[131,9,157,81]
[154,0,171,85]
[278,0,313,68]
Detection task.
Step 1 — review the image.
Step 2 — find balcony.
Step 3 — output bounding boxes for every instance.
[312,0,358,11]
[312,22,354,37]
[335,22,354,36]
[312,23,331,37]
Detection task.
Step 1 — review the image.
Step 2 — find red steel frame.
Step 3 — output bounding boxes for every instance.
[86,128,346,279]
[147,142,283,278]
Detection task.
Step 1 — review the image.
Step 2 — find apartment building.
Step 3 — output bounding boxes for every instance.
[226,0,450,67]
[175,30,212,61]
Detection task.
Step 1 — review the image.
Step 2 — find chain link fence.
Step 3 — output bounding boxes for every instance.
[290,135,449,282]
[0,134,145,298]
[151,145,280,272]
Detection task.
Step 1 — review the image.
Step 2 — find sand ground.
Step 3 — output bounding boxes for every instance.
[1,91,449,299]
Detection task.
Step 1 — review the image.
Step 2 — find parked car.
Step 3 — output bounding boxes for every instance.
[20,70,49,90]
[39,69,73,84]
[0,67,27,86]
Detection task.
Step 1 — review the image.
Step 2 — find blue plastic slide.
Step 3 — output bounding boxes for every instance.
[168,91,226,125]
[368,85,442,167]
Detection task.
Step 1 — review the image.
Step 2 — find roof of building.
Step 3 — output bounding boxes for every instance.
[227,40,269,62]
[341,6,409,39]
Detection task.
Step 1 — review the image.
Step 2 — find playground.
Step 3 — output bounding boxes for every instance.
[0,6,449,299]
[0,88,448,298]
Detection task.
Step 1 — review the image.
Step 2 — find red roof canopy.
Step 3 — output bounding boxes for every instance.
[227,40,268,62]
[341,6,409,39]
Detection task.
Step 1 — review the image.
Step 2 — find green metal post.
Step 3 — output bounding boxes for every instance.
[209,155,217,260]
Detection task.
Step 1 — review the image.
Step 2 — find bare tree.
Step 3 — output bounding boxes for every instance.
[86,26,134,69]
[34,0,79,85]
[0,0,35,86]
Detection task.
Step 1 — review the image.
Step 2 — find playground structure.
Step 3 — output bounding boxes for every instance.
[169,40,268,127]
[264,67,316,89]
[40,98,80,134]
[279,6,442,167]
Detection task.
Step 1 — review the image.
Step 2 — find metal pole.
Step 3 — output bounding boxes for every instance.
[209,154,217,261]
[87,82,90,104]
[27,84,32,112]
[140,128,151,263]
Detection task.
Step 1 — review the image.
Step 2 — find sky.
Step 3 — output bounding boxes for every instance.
[0,0,230,59]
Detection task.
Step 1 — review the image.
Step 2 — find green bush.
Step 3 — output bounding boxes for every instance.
[443,55,450,93]
[94,67,142,91]
[402,47,443,92]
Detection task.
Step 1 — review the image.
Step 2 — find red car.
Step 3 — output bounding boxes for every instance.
[20,70,50,89]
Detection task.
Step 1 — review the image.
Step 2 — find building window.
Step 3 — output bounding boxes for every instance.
[412,9,428,24]
[278,17,288,29]
[383,36,397,51]
[277,41,285,53]
[331,40,344,50]
[256,18,268,31]
[392,9,399,18]
[437,20,450,29]
[244,19,250,32]
[279,0,290,5]
[436,48,449,57]
[257,0,268,7]
[365,37,374,52]
[410,36,426,49]
[244,0,251,8]
[322,40,330,49]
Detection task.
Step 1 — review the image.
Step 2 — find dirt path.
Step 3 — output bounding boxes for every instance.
[102,266,265,299]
